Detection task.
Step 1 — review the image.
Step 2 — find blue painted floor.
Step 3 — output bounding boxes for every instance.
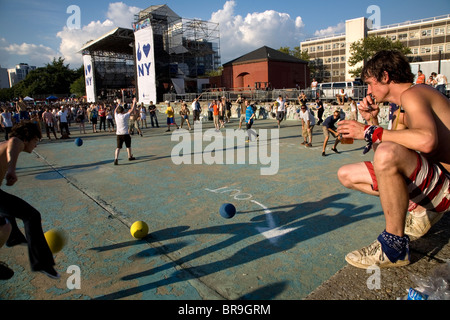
[0,117,386,300]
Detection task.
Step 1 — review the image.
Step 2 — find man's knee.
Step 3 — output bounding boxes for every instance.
[337,165,354,188]
[373,142,403,172]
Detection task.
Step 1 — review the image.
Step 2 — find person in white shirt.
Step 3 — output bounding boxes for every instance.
[299,104,316,147]
[432,72,448,96]
[276,95,286,128]
[57,106,70,138]
[114,98,137,165]
[0,107,13,140]
[311,78,318,100]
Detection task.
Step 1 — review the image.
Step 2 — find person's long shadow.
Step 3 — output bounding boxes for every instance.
[17,155,159,180]
[93,193,380,300]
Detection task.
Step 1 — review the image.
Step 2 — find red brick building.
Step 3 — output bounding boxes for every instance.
[220,46,310,90]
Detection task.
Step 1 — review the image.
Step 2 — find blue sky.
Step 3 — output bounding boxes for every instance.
[0,0,449,69]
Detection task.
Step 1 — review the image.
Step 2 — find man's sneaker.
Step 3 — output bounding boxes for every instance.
[345,240,410,269]
[405,210,445,238]
[38,266,60,279]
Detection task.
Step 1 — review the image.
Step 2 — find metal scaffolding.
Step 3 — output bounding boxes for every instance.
[135,4,221,78]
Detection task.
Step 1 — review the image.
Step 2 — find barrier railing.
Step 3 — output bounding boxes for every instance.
[163,86,370,104]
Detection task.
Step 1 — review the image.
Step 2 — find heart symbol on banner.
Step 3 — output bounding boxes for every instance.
[143,44,151,58]
[137,43,142,62]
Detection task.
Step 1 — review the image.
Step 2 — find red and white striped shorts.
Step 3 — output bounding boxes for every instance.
[365,153,450,214]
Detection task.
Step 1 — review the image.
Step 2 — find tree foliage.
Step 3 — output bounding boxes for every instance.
[348,36,412,78]
[0,57,83,101]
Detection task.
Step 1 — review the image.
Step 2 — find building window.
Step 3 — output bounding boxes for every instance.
[421,29,431,37]
[412,48,419,55]
[433,45,444,53]
[447,44,450,52]
[410,31,418,39]
[325,44,331,50]
[399,33,408,40]
[341,56,346,62]
[317,45,323,51]
[421,47,431,54]
[434,28,445,36]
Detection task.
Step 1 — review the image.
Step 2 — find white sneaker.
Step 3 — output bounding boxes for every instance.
[345,240,410,269]
[404,210,445,238]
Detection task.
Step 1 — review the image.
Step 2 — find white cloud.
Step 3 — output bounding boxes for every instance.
[210,1,305,63]
[56,19,116,66]
[106,2,141,28]
[1,2,141,69]
[314,22,345,37]
[0,38,57,68]
[56,2,141,67]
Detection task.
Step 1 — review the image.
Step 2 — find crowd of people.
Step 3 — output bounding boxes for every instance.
[1,51,450,281]
[0,99,165,142]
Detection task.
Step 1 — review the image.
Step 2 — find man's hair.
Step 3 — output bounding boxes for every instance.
[361,50,415,84]
[116,106,124,114]
[10,121,42,141]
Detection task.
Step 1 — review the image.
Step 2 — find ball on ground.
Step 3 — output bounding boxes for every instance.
[75,138,83,147]
[219,203,236,219]
[44,229,67,254]
[130,221,149,239]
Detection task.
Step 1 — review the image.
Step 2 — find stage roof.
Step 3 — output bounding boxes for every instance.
[79,27,135,57]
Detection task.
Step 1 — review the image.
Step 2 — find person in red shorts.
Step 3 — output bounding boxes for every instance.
[337,50,450,269]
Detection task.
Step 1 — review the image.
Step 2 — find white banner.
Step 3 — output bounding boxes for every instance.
[134,26,157,104]
[83,55,96,103]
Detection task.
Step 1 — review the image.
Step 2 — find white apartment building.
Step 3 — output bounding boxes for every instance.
[8,63,36,87]
[301,14,450,82]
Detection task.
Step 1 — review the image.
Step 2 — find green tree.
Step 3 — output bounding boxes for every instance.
[348,35,412,78]
[70,75,86,97]
[0,58,83,101]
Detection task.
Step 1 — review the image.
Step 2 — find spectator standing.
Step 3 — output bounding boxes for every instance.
[98,104,107,132]
[57,106,70,138]
[42,108,58,140]
[432,72,448,96]
[106,106,115,132]
[299,104,315,147]
[0,107,13,140]
[148,101,159,128]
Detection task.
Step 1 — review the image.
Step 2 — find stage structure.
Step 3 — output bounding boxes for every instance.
[80,4,221,103]
[80,28,136,103]
[134,5,221,95]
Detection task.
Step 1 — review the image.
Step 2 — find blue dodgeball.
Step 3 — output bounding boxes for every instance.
[75,138,83,147]
[219,203,236,219]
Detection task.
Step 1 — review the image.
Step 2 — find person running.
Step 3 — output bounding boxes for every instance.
[0,121,59,279]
